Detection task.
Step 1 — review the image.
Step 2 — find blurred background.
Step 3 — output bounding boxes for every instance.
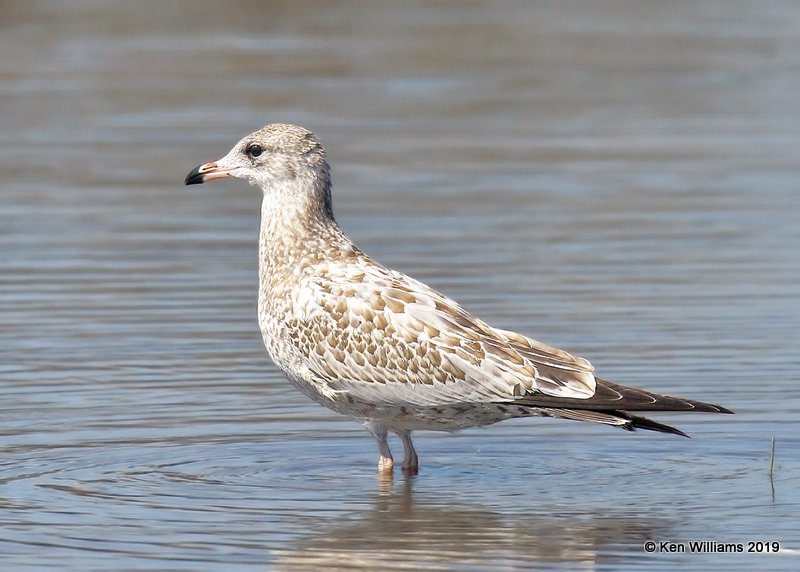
[1,1,798,570]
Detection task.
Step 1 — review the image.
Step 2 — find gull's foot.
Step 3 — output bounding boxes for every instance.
[378,454,394,473]
[401,464,419,476]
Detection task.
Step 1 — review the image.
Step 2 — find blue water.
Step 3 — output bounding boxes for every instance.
[1,1,798,569]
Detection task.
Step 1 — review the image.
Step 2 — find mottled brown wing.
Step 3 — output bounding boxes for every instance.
[289,262,597,407]
[493,328,596,397]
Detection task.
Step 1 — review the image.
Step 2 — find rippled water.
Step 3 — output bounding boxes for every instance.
[2,1,798,569]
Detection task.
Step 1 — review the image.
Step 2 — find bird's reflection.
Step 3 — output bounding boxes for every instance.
[273,474,672,570]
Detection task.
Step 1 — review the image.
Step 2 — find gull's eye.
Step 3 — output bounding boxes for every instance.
[246,144,263,158]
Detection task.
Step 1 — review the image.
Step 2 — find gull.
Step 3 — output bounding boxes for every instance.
[185,123,732,473]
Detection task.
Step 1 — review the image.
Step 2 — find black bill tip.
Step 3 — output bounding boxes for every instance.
[185,165,206,186]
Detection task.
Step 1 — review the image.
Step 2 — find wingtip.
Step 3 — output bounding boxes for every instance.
[692,402,734,414]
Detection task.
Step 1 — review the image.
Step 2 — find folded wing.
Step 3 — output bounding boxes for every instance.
[290,262,598,407]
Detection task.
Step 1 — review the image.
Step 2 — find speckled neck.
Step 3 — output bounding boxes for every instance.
[257,173,358,307]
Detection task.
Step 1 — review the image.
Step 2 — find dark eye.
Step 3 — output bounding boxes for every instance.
[246,144,263,158]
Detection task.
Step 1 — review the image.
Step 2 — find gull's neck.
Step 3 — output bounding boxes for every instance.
[258,175,358,297]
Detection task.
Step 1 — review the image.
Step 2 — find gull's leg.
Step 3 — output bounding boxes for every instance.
[364,421,393,472]
[396,429,419,472]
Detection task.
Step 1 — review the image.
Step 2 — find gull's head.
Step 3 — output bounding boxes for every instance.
[185,123,329,191]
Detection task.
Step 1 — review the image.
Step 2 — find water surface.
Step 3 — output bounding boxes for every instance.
[1,1,798,569]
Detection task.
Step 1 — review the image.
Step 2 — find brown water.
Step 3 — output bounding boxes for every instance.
[1,1,798,569]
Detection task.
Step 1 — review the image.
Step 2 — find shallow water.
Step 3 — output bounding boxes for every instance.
[1,0,798,569]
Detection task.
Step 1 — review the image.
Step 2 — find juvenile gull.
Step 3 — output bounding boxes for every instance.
[185,123,732,473]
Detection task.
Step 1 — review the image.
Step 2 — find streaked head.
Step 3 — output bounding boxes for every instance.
[185,123,329,190]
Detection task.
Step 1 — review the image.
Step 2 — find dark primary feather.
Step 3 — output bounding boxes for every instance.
[521,377,733,437]
[522,377,733,413]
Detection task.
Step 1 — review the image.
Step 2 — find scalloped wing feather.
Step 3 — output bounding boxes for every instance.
[288,261,597,407]
[492,328,596,397]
